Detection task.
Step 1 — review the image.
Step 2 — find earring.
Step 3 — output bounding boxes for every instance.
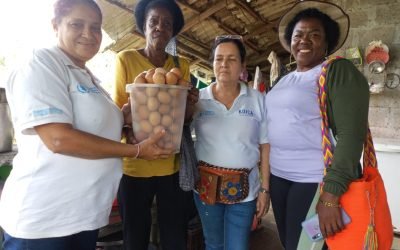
[286,53,295,72]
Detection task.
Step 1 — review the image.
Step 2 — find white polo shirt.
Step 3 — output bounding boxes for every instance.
[0,46,123,238]
[193,82,268,202]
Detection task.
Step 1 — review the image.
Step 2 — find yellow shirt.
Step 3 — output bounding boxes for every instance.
[113,49,190,177]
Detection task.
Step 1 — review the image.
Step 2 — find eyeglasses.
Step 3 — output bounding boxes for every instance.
[215,35,243,43]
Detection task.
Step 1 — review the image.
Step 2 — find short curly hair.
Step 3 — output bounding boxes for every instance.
[284,8,339,54]
[135,0,184,37]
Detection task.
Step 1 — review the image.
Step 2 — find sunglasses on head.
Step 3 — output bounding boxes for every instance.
[215,35,243,43]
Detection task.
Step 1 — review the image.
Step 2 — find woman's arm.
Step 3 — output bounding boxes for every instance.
[256,143,271,219]
[323,59,369,195]
[318,59,369,238]
[35,123,172,160]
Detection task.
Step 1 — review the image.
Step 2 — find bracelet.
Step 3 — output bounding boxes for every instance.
[259,187,270,194]
[319,199,341,208]
[134,144,140,159]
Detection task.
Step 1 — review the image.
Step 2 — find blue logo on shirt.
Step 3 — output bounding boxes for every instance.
[32,108,63,118]
[77,84,100,94]
[238,109,254,117]
[199,110,215,117]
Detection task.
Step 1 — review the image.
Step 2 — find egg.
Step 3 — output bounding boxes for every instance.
[161,115,173,127]
[134,131,148,142]
[170,67,182,79]
[145,87,159,97]
[137,105,149,119]
[134,91,147,105]
[165,72,178,85]
[134,75,147,84]
[139,120,153,133]
[155,67,167,75]
[168,88,181,97]
[173,106,185,119]
[153,72,166,84]
[159,104,171,115]
[147,97,160,111]
[148,111,161,126]
[157,91,171,104]
[171,98,183,109]
[178,79,190,87]
[145,69,155,83]
[169,123,180,134]
[139,71,147,78]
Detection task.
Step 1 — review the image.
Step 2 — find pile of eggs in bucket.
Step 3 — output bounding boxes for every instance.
[128,67,190,151]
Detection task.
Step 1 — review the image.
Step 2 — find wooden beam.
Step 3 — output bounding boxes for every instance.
[214,21,261,54]
[181,1,227,33]
[103,0,133,13]
[176,0,200,14]
[132,30,145,39]
[190,60,212,72]
[197,62,213,72]
[190,58,202,65]
[244,23,276,38]
[176,0,261,54]
[179,34,210,51]
[248,41,282,65]
[233,0,267,23]
[176,41,210,64]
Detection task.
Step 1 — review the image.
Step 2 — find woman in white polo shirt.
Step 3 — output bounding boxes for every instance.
[0,0,172,249]
[192,36,270,250]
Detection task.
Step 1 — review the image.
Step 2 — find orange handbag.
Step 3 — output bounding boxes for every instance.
[318,58,393,250]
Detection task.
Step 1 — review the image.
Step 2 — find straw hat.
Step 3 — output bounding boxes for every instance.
[278,0,350,54]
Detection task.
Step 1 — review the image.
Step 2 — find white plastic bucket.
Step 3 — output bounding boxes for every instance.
[126,83,189,153]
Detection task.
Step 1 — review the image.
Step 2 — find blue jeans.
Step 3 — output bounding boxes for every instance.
[3,229,99,250]
[194,193,256,250]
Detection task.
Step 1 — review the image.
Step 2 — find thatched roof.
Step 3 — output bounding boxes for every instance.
[97,0,297,80]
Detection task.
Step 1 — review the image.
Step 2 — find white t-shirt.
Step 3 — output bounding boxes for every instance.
[265,63,324,183]
[193,82,269,202]
[0,46,123,239]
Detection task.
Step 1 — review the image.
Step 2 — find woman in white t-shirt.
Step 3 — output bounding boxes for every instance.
[0,0,172,249]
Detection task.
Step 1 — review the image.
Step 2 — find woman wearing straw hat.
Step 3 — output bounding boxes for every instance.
[112,0,198,249]
[265,1,369,249]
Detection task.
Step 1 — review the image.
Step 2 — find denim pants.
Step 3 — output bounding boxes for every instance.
[3,229,99,250]
[194,193,256,250]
